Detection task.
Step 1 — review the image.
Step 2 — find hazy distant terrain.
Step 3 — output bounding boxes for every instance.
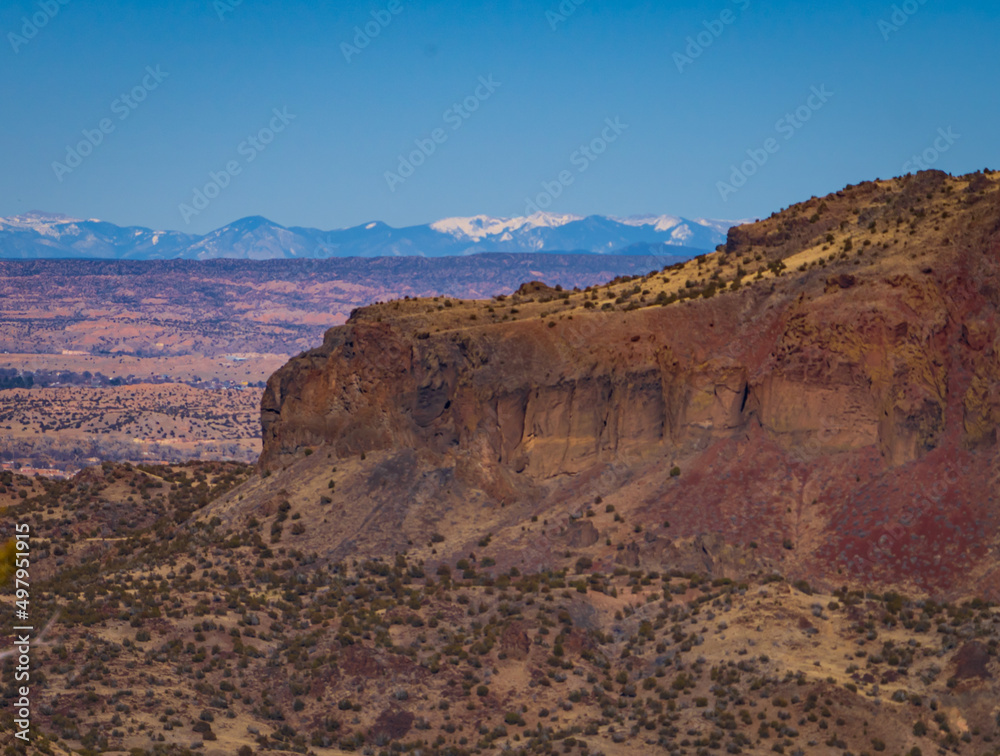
[0,253,697,358]
[0,252,683,470]
[0,384,261,469]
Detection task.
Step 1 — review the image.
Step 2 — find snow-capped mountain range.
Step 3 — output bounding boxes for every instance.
[0,211,744,261]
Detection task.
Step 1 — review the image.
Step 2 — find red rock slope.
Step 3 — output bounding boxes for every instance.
[250,170,1000,600]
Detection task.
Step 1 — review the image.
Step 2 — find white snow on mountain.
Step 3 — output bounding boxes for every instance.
[611,215,683,232]
[694,217,753,234]
[430,213,585,240]
[0,211,84,237]
[520,212,586,229]
[669,225,693,243]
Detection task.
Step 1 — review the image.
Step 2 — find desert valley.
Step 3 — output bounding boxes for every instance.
[2,169,1000,756]
[0,253,672,474]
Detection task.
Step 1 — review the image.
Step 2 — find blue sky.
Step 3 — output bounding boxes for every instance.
[1,0,996,233]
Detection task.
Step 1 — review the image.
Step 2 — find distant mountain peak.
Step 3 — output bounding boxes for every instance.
[228,215,284,230]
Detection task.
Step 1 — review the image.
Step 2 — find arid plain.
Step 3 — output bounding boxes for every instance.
[0,254,664,472]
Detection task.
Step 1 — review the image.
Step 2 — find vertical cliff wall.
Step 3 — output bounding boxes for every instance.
[249,171,1000,599]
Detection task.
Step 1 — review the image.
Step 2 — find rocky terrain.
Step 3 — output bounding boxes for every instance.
[255,169,1000,601]
[2,462,1000,756]
[2,169,1000,756]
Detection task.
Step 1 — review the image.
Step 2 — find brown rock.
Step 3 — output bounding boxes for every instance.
[566,520,599,547]
[953,641,992,681]
[500,621,531,660]
[250,170,1000,601]
[371,709,414,741]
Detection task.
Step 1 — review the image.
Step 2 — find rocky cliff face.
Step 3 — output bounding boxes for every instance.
[241,170,1000,600]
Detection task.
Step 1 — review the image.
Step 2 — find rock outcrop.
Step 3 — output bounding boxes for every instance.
[243,171,1000,599]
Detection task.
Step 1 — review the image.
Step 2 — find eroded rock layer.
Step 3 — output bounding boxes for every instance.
[242,170,1000,599]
